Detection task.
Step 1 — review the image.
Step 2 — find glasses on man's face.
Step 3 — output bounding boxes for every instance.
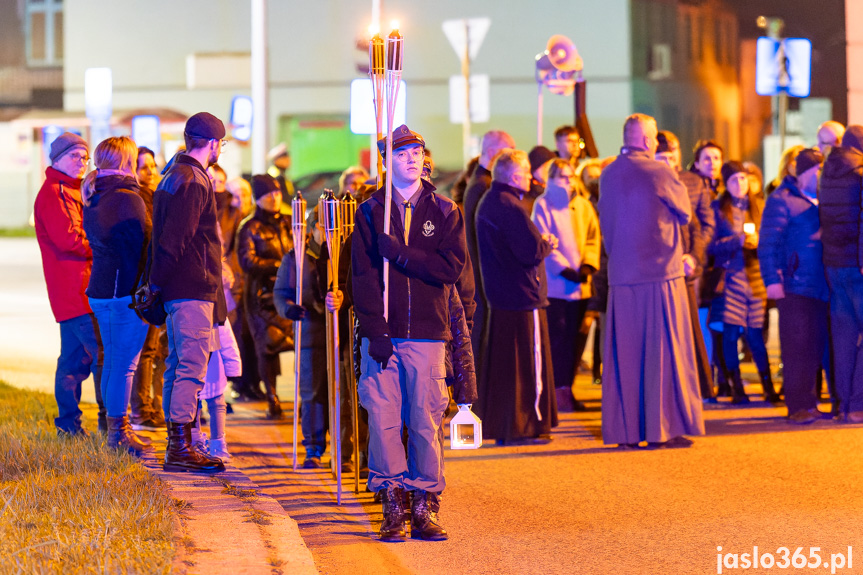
[394,148,423,162]
[212,139,227,149]
[68,153,90,163]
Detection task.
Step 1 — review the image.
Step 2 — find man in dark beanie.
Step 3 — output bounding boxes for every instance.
[236,174,294,420]
[760,148,831,423]
[353,124,466,542]
[149,112,227,472]
[35,132,107,437]
[818,125,863,422]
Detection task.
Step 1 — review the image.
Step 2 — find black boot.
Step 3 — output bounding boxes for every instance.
[98,410,108,436]
[266,394,283,420]
[107,416,152,457]
[410,490,448,541]
[164,422,225,473]
[715,367,731,397]
[379,485,406,542]
[729,369,750,405]
[760,371,781,404]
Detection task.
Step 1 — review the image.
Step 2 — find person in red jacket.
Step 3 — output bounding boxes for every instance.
[34,132,105,437]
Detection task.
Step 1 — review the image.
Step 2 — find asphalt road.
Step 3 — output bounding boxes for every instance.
[4,236,863,575]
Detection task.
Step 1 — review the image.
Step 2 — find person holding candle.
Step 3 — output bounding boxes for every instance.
[708,161,778,405]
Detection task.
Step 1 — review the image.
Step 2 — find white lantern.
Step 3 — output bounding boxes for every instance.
[449,404,482,450]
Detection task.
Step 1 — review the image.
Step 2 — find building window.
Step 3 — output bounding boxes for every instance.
[26,0,63,67]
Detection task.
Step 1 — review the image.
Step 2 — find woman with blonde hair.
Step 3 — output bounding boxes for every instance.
[82,136,152,456]
[766,144,805,195]
[531,158,600,411]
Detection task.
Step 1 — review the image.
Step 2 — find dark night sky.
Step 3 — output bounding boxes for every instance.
[723,0,847,122]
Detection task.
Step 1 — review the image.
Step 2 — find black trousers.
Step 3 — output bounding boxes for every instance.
[547,298,589,392]
[777,293,829,415]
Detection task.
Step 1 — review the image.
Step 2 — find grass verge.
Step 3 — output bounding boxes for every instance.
[0,227,36,238]
[0,381,177,574]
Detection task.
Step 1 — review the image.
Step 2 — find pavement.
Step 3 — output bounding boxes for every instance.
[6,236,863,574]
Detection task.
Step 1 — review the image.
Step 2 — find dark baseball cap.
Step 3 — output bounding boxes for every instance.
[376,124,424,157]
[184,112,226,140]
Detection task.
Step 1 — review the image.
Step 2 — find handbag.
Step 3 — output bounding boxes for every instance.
[132,241,168,326]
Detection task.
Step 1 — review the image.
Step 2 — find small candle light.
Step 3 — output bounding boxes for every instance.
[449,405,482,449]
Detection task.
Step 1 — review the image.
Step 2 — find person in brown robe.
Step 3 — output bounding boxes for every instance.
[597,114,705,448]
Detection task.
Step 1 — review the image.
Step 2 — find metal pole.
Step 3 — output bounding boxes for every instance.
[290,191,306,471]
[251,0,269,174]
[462,21,472,164]
[537,84,543,146]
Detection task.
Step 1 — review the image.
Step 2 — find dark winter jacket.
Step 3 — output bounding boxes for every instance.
[150,154,226,323]
[446,285,477,404]
[475,181,552,311]
[708,193,765,299]
[83,174,149,299]
[679,169,715,270]
[463,164,492,298]
[34,167,91,322]
[759,175,829,301]
[817,146,863,268]
[237,206,293,316]
[352,180,467,341]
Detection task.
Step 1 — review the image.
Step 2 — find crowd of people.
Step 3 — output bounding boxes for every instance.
[33,108,863,541]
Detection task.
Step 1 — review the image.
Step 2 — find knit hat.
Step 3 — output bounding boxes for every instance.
[795,148,823,177]
[376,124,424,157]
[528,146,557,173]
[252,174,280,200]
[184,112,226,140]
[49,132,88,163]
[720,160,746,184]
[841,125,863,154]
[267,143,288,161]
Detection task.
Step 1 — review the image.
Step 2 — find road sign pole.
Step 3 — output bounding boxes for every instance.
[462,21,472,164]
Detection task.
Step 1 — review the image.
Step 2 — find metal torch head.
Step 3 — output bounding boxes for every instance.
[369,34,385,76]
[291,190,307,230]
[341,194,357,235]
[386,29,403,72]
[321,189,341,239]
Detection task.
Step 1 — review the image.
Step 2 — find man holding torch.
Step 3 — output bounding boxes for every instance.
[352,124,467,542]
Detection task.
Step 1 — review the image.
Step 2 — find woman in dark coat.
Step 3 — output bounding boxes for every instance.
[82,136,152,455]
[237,174,294,419]
[709,161,779,405]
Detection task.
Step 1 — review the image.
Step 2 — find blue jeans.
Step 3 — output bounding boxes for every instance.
[89,296,149,418]
[163,299,215,424]
[825,267,863,414]
[55,313,104,433]
[299,346,328,458]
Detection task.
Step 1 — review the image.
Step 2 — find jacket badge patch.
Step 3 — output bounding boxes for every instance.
[422,220,435,237]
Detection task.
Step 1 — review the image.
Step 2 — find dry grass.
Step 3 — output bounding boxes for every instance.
[0,381,177,574]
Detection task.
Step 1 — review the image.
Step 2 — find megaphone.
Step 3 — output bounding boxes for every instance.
[545,34,583,73]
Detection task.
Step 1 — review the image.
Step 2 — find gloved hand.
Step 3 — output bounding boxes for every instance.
[284,304,307,321]
[377,233,402,262]
[368,335,393,369]
[578,264,597,282]
[560,267,581,283]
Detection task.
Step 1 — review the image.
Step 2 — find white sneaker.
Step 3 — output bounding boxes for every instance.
[209,437,231,462]
[190,429,209,454]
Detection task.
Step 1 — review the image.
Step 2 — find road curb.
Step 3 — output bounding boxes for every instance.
[140,446,318,575]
